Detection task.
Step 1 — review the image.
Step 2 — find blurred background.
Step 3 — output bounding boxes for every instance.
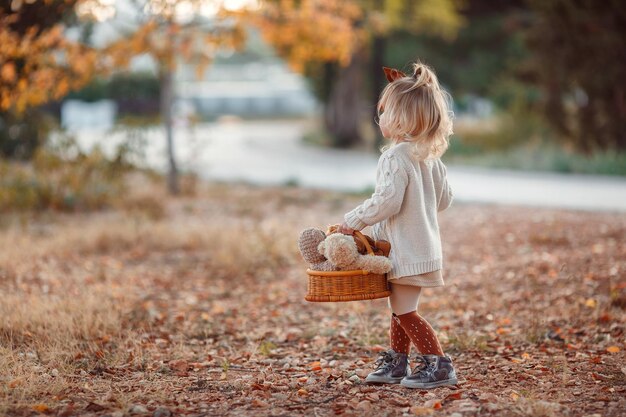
[2,3,626,414]
[1,0,625,212]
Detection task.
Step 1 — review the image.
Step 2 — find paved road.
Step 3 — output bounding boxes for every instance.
[73,119,626,212]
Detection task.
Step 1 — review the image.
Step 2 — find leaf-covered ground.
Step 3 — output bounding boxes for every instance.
[1,184,625,416]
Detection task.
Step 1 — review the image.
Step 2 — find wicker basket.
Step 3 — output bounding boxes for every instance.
[305,231,391,302]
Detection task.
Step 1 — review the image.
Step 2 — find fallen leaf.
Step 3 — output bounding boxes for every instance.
[444,391,463,402]
[424,399,442,409]
[356,400,371,411]
[546,329,565,342]
[410,406,434,416]
[32,404,50,413]
[585,298,597,308]
[592,243,604,254]
[129,404,148,414]
[84,402,106,412]
[366,392,380,402]
[606,346,620,353]
[169,359,188,372]
[250,383,266,391]
[8,378,22,388]
[309,361,322,371]
[252,399,268,408]
[390,398,410,407]
[57,405,76,417]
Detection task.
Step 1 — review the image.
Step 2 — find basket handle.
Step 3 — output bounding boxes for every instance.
[353,230,375,256]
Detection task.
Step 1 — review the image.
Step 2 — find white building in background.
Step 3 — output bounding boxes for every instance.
[61,99,117,130]
[177,59,318,118]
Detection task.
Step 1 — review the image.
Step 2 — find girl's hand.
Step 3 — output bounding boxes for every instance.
[338,222,355,235]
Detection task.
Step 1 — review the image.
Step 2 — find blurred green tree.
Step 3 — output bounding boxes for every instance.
[385,0,536,151]
[249,0,462,148]
[525,0,626,152]
[385,1,528,98]
[67,72,161,116]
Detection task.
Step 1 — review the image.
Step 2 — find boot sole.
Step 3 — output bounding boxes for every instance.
[365,375,405,384]
[400,377,458,389]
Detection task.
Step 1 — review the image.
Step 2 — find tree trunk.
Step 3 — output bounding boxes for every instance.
[612,86,626,150]
[371,34,387,149]
[324,53,364,148]
[160,68,179,195]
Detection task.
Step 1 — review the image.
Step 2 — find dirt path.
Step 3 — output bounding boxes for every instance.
[72,120,626,211]
[1,184,624,416]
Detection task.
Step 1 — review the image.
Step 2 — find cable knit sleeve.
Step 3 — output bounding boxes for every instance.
[433,159,453,212]
[344,152,409,230]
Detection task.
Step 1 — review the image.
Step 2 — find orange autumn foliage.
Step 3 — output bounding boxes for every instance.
[1,0,245,114]
[0,19,98,112]
[242,0,363,72]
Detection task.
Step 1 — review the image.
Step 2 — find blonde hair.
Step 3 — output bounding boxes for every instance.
[377,61,453,160]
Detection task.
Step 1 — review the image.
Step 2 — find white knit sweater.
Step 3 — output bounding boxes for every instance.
[344,142,453,280]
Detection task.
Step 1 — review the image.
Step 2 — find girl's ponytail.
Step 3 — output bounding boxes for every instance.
[409,62,440,91]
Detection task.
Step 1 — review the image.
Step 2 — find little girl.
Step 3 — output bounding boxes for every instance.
[338,61,456,389]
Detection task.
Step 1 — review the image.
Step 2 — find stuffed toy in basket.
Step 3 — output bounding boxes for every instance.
[298,227,392,302]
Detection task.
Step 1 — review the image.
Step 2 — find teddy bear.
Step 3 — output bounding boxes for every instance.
[297,228,338,271]
[317,233,393,275]
[326,224,391,257]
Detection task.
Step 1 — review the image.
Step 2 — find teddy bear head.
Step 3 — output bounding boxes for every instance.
[318,233,392,274]
[317,233,359,270]
[325,224,391,257]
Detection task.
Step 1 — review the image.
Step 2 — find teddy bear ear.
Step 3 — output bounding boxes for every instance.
[298,228,313,239]
[300,228,325,242]
[317,240,326,255]
[375,240,391,257]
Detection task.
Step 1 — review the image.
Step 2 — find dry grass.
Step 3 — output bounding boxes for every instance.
[0,182,625,416]
[0,183,333,414]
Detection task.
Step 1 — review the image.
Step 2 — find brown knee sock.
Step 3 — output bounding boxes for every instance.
[395,311,444,356]
[390,314,411,354]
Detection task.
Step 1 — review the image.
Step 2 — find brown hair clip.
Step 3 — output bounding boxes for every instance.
[383,66,407,83]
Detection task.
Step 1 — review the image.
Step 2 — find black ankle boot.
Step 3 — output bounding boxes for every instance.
[365,349,410,384]
[401,354,458,389]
